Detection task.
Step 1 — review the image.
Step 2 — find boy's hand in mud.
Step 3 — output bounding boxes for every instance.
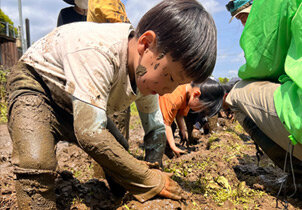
[171,145,186,157]
[179,131,189,147]
[180,137,189,147]
[158,172,186,200]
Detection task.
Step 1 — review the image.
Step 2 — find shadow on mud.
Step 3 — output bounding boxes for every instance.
[56,170,119,210]
[233,155,302,209]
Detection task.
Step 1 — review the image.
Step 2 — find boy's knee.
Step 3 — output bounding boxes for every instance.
[17,153,57,171]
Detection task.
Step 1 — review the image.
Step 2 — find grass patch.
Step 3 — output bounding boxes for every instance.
[130,102,138,116]
[0,66,8,123]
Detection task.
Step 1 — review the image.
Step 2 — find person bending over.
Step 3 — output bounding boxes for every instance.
[159,78,224,157]
[7,0,217,208]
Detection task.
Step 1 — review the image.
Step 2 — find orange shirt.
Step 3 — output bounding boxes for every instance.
[159,84,190,126]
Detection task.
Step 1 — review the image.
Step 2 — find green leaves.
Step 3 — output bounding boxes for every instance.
[0,66,8,123]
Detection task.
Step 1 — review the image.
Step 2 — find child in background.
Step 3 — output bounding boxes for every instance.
[159,78,224,157]
[7,0,217,208]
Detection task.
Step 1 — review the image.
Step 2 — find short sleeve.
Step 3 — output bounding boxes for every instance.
[178,106,190,117]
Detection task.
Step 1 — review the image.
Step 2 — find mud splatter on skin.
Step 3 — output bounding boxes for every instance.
[157,49,167,60]
[154,63,160,70]
[154,82,159,85]
[157,53,165,60]
[136,65,147,78]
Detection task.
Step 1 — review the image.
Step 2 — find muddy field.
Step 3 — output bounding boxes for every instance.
[1,111,302,209]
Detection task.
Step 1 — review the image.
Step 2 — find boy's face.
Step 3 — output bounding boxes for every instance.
[134,31,192,96]
[135,52,190,96]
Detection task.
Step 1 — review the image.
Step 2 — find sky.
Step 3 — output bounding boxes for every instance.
[0,0,245,79]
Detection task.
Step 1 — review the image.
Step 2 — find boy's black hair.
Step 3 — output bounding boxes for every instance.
[221,78,241,93]
[191,78,225,117]
[135,0,217,83]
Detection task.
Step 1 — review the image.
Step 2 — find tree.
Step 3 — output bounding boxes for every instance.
[218,77,229,84]
[0,9,18,38]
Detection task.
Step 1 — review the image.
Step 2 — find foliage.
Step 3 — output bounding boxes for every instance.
[0,66,8,123]
[130,102,141,130]
[130,102,138,115]
[0,9,18,38]
[218,77,229,84]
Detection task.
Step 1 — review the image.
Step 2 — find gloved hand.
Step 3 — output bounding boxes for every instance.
[157,172,183,200]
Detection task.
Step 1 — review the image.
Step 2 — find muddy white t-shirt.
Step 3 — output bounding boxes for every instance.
[21,22,158,115]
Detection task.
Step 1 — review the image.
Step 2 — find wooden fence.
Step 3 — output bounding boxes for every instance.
[0,21,20,68]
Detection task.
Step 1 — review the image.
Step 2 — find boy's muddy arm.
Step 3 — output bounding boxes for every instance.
[72,98,183,202]
[176,112,188,146]
[165,124,186,157]
[106,116,129,150]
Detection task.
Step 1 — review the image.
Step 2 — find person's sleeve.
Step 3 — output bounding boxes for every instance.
[87,0,130,23]
[274,3,302,145]
[284,3,302,89]
[62,48,116,111]
[178,107,190,117]
[135,95,165,135]
[158,96,176,126]
[136,95,166,164]
[73,97,107,134]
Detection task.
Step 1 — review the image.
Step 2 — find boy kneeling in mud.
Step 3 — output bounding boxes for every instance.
[6,0,216,208]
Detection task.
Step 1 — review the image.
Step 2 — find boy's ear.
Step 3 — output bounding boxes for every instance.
[137,30,157,55]
[193,89,201,98]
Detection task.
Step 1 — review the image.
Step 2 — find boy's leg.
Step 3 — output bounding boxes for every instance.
[8,94,58,210]
[6,62,70,209]
[226,80,302,163]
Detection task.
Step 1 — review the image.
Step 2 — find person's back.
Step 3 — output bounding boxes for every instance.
[57,6,87,26]
[87,0,130,23]
[159,79,225,157]
[225,0,302,198]
[20,22,133,114]
[7,0,218,208]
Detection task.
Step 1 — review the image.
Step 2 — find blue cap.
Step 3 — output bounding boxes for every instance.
[226,0,253,15]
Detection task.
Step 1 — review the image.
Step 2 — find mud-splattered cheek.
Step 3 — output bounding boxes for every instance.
[136,65,147,78]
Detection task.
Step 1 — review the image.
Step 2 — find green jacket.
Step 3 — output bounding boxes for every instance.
[238,0,302,145]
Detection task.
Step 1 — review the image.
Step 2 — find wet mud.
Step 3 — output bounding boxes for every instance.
[1,113,302,209]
